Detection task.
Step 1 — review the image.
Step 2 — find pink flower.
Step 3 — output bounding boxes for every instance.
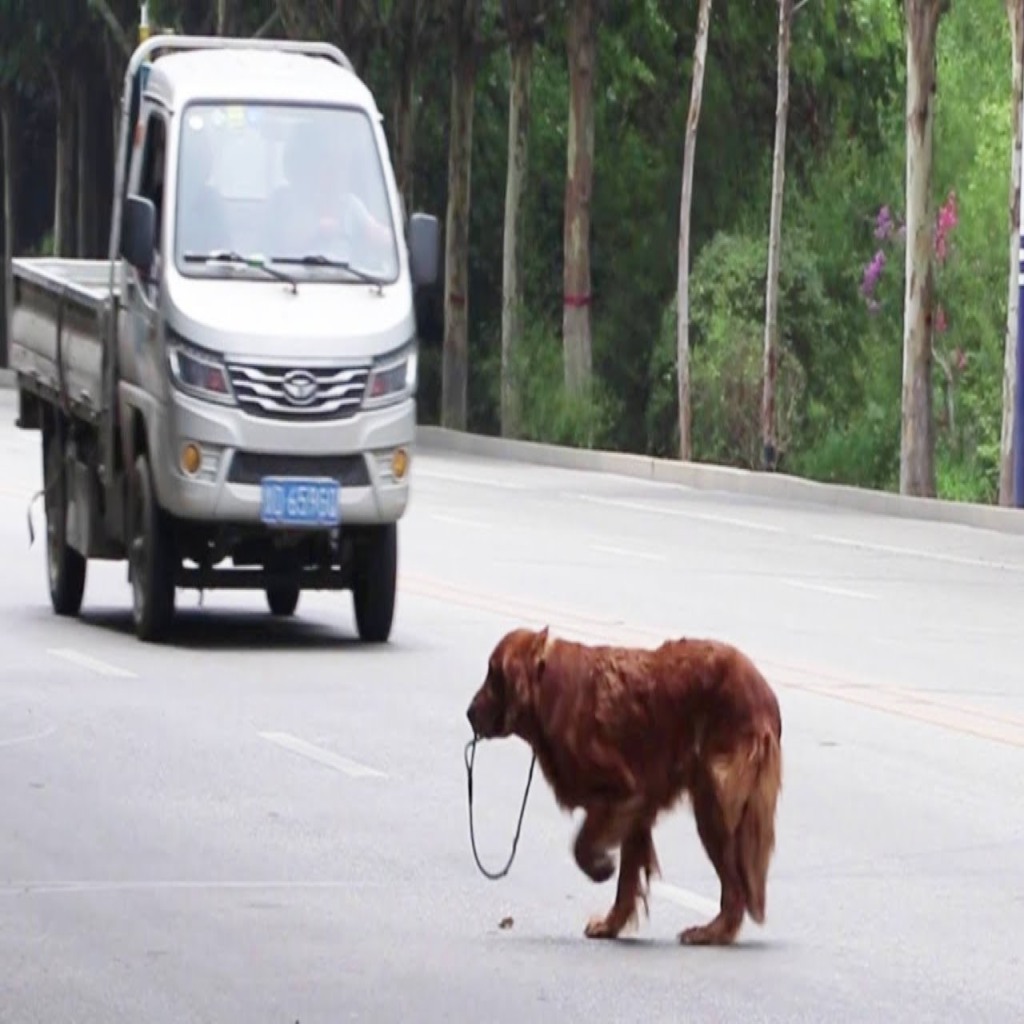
[938,191,958,232]
[861,249,886,297]
[934,191,958,264]
[875,205,894,240]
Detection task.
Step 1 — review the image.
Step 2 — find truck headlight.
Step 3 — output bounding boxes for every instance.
[363,342,417,408]
[167,336,235,405]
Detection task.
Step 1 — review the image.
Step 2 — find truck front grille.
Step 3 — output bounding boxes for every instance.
[225,360,370,420]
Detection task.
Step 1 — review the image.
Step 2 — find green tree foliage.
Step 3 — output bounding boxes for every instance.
[0,0,1016,502]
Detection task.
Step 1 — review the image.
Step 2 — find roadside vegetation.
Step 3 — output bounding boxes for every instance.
[1,0,1020,503]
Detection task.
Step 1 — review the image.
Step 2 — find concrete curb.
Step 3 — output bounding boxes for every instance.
[415,424,1024,536]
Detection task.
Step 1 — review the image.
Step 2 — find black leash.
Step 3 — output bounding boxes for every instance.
[463,736,537,880]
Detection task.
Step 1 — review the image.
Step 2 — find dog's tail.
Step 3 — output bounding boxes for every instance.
[736,726,782,925]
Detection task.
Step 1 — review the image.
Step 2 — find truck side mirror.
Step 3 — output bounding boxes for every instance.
[408,213,439,288]
[121,195,156,277]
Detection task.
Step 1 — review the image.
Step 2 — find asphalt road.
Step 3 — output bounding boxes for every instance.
[1,388,1023,1023]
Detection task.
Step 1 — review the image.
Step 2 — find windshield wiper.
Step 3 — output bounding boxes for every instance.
[271,253,386,290]
[182,250,298,292]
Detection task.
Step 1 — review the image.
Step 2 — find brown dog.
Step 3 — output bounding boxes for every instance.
[465,626,783,945]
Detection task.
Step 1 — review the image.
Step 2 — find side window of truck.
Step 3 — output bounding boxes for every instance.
[137,111,167,275]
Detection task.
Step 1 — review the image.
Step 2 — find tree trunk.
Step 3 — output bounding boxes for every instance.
[77,69,94,258]
[900,0,943,497]
[52,68,76,258]
[217,0,230,34]
[761,0,792,472]
[389,0,419,217]
[393,36,417,215]
[1000,0,1024,506]
[441,0,479,431]
[0,91,12,367]
[90,0,133,58]
[563,0,596,396]
[501,33,533,438]
[113,67,122,189]
[676,0,712,462]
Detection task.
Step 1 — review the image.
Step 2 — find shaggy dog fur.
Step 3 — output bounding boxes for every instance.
[466,626,783,944]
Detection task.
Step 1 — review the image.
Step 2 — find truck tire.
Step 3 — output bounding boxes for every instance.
[128,452,176,642]
[43,428,87,617]
[351,522,397,643]
[266,584,300,617]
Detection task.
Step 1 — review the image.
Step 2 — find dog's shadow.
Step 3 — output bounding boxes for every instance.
[501,931,788,954]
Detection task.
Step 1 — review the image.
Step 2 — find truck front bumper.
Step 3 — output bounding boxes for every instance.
[149,388,415,526]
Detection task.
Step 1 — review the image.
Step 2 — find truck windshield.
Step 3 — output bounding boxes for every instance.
[174,102,398,284]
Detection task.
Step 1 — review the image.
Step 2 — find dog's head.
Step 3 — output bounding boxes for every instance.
[466,626,550,740]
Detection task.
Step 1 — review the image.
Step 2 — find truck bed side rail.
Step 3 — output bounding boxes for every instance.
[12,258,116,314]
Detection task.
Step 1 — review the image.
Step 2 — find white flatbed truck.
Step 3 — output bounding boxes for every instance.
[8,33,439,642]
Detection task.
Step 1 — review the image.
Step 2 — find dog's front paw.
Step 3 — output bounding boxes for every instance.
[584,914,618,939]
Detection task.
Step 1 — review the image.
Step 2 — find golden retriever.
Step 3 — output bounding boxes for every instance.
[465,626,783,944]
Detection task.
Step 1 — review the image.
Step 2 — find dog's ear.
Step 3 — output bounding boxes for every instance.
[531,626,550,678]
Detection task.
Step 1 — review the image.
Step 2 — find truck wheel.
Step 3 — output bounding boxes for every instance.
[351,523,397,643]
[266,584,300,617]
[128,453,176,642]
[43,428,87,617]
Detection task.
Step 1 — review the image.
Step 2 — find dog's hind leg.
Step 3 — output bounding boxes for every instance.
[735,729,782,924]
[584,825,659,940]
[677,776,746,946]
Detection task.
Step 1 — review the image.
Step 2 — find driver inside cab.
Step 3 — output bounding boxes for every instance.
[275,119,393,269]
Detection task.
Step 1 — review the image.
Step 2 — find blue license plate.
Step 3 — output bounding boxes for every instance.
[260,476,340,527]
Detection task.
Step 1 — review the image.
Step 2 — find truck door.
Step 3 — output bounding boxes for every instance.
[123,101,168,393]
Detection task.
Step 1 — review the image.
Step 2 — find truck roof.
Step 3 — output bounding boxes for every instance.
[143,46,378,116]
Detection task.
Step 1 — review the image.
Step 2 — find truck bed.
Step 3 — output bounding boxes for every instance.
[9,257,121,422]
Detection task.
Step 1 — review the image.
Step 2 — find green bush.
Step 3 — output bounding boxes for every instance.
[789,397,901,491]
[646,230,825,468]
[504,315,625,450]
